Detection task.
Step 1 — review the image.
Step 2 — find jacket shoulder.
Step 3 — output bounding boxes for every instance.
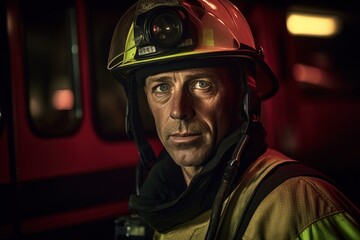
[245,175,360,239]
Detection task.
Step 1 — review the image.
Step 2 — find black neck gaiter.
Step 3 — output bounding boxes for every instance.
[128,123,267,233]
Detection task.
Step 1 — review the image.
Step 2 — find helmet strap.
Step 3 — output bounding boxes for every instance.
[127,75,156,194]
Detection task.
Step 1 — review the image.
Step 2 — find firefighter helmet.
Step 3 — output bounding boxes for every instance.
[108,0,278,99]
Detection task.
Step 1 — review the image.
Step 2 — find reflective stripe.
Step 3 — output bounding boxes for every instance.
[296,212,360,240]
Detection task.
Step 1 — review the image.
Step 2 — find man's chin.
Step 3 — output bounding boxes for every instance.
[169,149,208,167]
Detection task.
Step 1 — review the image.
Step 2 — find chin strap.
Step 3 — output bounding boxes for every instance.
[126,76,156,195]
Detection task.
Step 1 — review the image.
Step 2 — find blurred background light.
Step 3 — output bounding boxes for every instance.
[52,89,74,110]
[292,63,338,88]
[286,12,342,37]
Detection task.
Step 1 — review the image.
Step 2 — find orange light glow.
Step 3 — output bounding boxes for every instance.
[293,64,338,88]
[52,89,74,110]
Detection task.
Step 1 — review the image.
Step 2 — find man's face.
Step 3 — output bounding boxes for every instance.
[144,67,239,168]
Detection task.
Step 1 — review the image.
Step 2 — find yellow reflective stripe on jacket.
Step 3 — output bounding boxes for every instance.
[296,212,360,240]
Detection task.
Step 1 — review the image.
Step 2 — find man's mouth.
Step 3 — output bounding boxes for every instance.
[169,132,202,144]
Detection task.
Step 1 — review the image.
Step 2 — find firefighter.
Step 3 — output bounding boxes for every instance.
[108,0,360,239]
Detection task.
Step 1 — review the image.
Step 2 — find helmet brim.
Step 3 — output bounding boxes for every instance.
[112,49,279,100]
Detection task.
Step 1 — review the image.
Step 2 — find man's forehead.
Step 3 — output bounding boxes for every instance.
[146,67,222,81]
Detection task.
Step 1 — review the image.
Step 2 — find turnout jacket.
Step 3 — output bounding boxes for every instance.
[129,127,360,239]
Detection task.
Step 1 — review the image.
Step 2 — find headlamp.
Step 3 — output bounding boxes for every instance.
[149,10,183,48]
[134,7,196,59]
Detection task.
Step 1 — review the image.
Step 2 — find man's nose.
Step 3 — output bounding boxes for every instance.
[170,90,195,120]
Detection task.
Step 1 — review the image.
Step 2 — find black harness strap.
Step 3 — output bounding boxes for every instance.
[235,162,333,239]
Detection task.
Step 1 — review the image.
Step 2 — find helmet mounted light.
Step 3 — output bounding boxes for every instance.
[134,5,197,58]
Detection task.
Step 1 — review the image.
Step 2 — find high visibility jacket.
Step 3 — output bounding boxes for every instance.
[154,149,360,239]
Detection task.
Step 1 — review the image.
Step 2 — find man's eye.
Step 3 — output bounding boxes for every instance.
[193,80,211,89]
[154,83,170,93]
